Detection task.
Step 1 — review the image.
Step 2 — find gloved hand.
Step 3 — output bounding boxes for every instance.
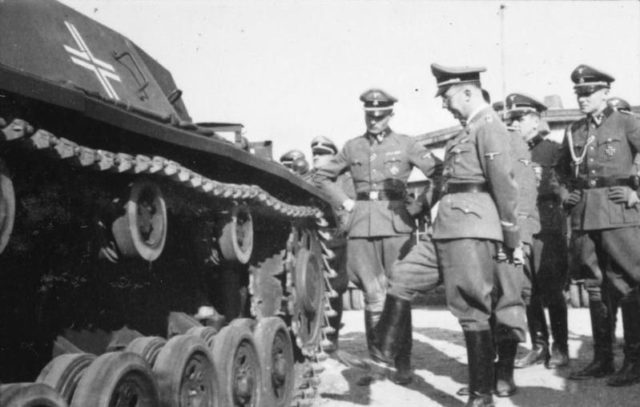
[562,190,582,209]
[608,186,640,207]
[497,244,524,265]
[342,198,355,212]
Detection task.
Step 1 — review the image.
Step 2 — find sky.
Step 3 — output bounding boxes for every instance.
[59,0,640,160]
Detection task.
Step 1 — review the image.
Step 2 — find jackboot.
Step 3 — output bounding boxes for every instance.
[391,305,413,385]
[515,300,549,368]
[464,330,495,407]
[547,295,569,368]
[324,294,344,354]
[370,295,411,366]
[607,294,640,387]
[569,298,615,380]
[495,340,518,397]
[364,309,382,358]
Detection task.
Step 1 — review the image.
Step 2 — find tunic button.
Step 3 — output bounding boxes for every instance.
[591,170,596,174]
[589,146,595,150]
[589,179,596,186]
[589,158,594,162]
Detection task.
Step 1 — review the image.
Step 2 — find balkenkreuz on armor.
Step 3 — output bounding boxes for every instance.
[557,64,640,386]
[428,64,525,407]
[504,93,570,370]
[313,88,440,366]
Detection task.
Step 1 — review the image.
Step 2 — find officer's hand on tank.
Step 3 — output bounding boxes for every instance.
[342,199,355,212]
[562,190,582,209]
[608,186,640,207]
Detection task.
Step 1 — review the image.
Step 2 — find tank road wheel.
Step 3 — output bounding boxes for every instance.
[219,205,253,264]
[253,317,294,407]
[292,248,324,348]
[70,352,159,407]
[125,336,167,368]
[36,353,96,405]
[112,180,167,261]
[212,325,263,407]
[153,335,222,407]
[0,383,68,407]
[0,159,15,254]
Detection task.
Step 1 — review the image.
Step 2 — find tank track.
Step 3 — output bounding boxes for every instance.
[0,115,339,406]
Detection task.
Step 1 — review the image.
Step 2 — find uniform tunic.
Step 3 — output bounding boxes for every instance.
[433,105,525,340]
[314,130,439,311]
[557,107,640,296]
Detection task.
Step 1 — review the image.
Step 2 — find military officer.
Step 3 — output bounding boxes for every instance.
[430,64,525,407]
[308,135,354,354]
[279,149,310,177]
[505,93,570,369]
[556,65,640,386]
[313,89,440,362]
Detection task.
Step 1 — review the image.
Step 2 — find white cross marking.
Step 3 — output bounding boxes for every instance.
[63,21,122,100]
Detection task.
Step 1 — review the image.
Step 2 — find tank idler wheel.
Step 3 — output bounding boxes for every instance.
[0,383,68,407]
[112,180,167,261]
[219,205,253,264]
[153,335,222,407]
[125,336,167,368]
[211,325,263,407]
[70,352,159,407]
[36,353,96,405]
[186,326,219,348]
[292,248,324,348]
[0,159,16,254]
[254,317,295,407]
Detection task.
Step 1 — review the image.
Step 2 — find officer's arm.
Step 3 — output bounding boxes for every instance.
[477,121,520,249]
[313,147,351,208]
[406,140,443,214]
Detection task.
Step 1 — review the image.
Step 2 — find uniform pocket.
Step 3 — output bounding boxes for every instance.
[599,137,622,161]
[449,196,483,218]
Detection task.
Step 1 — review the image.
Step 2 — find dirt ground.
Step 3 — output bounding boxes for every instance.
[316,306,640,407]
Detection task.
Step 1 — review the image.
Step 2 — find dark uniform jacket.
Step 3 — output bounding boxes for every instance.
[509,130,540,245]
[433,106,519,247]
[557,108,640,231]
[529,135,565,233]
[314,130,439,238]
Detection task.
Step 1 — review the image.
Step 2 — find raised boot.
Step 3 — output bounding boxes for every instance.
[569,297,615,380]
[495,340,518,397]
[515,300,549,368]
[464,330,495,407]
[370,295,411,366]
[547,294,569,368]
[607,293,640,387]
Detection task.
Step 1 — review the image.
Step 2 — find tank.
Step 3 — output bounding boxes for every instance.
[0,1,338,406]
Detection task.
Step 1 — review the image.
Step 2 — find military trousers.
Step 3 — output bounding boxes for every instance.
[572,227,640,298]
[521,232,569,305]
[387,236,442,302]
[435,238,526,342]
[346,236,413,312]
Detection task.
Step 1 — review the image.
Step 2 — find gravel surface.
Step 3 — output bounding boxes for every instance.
[316,307,640,406]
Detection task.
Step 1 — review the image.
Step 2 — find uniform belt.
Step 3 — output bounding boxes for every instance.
[574,176,638,189]
[356,190,405,201]
[442,182,488,195]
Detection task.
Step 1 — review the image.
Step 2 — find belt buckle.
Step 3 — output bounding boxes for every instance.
[369,190,379,200]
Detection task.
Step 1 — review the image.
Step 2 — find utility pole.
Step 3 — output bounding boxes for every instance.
[499,4,507,104]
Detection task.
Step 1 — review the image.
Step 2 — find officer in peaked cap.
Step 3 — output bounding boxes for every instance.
[308,135,354,355]
[608,97,632,113]
[279,149,305,170]
[558,65,640,386]
[422,64,525,406]
[505,93,570,370]
[313,88,440,381]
